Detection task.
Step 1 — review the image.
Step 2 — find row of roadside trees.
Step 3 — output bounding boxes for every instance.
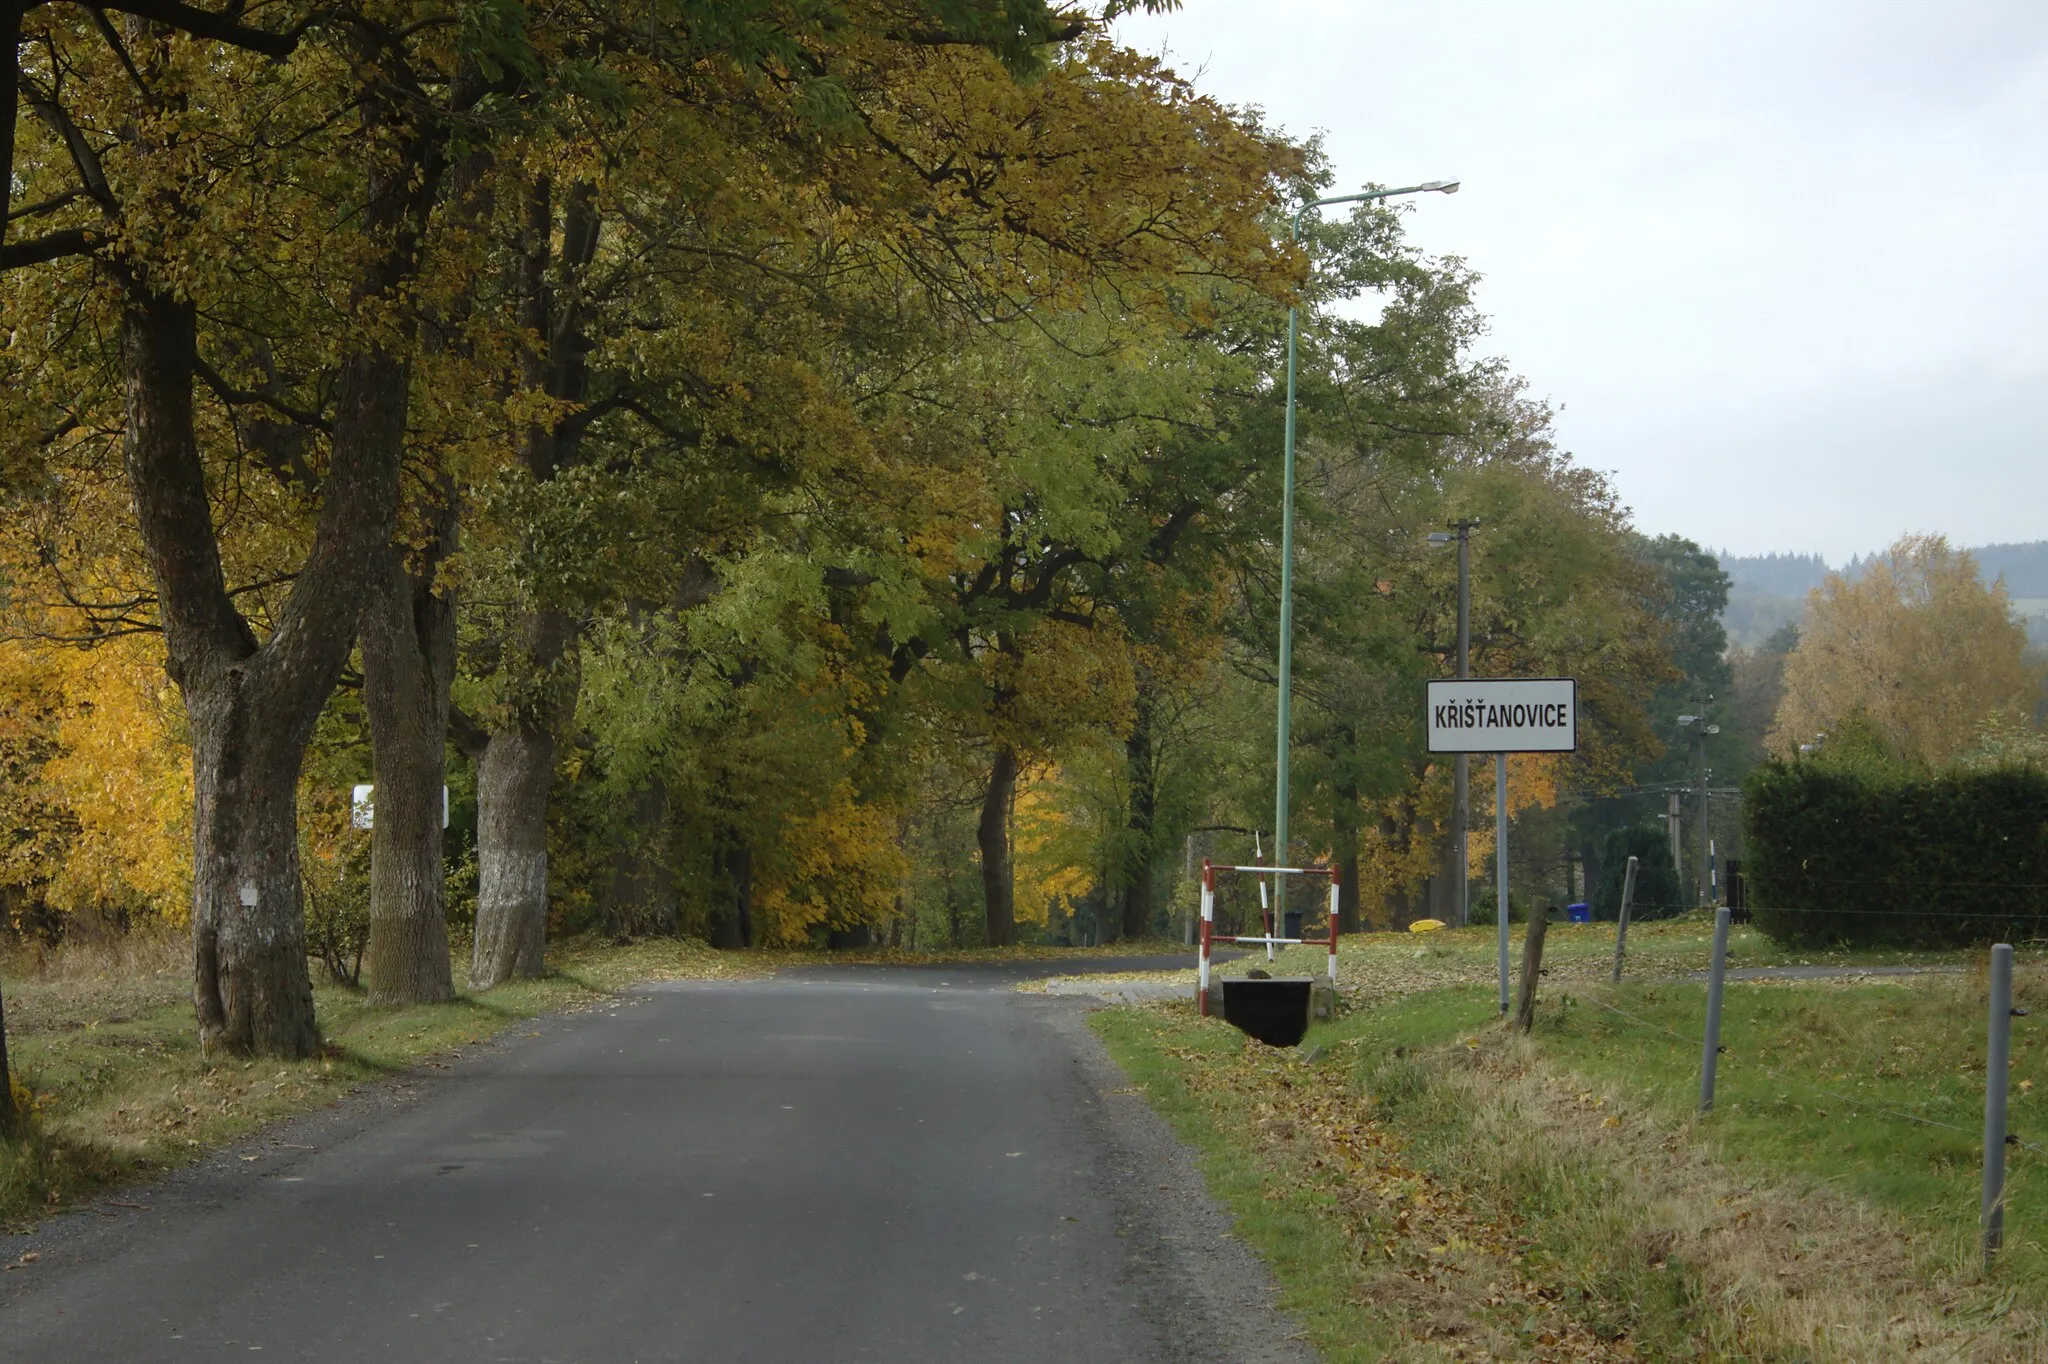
[0,0,1722,1093]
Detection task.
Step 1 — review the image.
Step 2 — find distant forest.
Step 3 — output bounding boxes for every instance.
[1718,540,2048,649]
[1972,542,2048,597]
[1720,541,2048,597]
[1717,552,1830,597]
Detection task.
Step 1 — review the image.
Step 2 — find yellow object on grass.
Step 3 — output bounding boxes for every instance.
[1408,919,1446,933]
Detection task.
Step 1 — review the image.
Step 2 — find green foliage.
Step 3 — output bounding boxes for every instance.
[1590,826,1682,921]
[302,830,371,988]
[1632,534,1731,693]
[1744,758,2048,947]
[1466,886,1528,925]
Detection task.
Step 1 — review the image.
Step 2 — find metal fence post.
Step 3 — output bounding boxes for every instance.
[1985,942,2015,1265]
[1496,752,1510,1015]
[1699,905,1731,1112]
[1611,855,1639,984]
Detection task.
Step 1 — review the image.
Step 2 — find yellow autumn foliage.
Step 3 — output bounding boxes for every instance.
[1768,535,2041,769]
[1350,754,1561,927]
[0,636,192,922]
[1466,753,1564,869]
[1011,768,1097,928]
[750,782,911,946]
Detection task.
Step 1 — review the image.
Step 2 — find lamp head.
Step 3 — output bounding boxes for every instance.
[1426,532,1454,545]
[1419,179,1461,194]
[1677,714,1700,725]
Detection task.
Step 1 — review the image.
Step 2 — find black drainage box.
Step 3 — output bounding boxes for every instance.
[1221,977,1314,1047]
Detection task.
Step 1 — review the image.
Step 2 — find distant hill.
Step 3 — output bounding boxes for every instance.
[1716,540,2048,649]
[1718,552,1830,597]
[1973,542,2048,596]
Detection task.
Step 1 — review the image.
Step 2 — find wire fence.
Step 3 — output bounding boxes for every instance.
[1569,927,2040,1267]
[1573,985,2045,1155]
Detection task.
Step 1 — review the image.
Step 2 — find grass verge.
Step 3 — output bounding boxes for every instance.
[1096,964,2048,1360]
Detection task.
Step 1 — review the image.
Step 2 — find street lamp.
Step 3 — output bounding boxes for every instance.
[1272,180,1460,879]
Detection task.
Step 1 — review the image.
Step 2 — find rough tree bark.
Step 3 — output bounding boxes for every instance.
[358,487,459,1004]
[708,839,754,949]
[1119,691,1157,941]
[0,0,24,1125]
[978,747,1019,947]
[469,176,598,989]
[122,281,413,1056]
[469,604,579,988]
[119,66,440,1054]
[1,4,19,239]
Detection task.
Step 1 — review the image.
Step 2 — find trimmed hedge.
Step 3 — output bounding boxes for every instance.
[1591,826,1684,921]
[1743,760,2048,948]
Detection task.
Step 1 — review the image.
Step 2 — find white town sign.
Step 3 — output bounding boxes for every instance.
[1426,677,1578,754]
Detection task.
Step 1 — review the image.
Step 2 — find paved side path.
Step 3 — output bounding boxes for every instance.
[1,966,1309,1364]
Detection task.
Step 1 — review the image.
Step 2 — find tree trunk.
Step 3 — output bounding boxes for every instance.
[470,601,578,987]
[114,52,440,1055]
[979,748,1018,947]
[187,694,320,1056]
[122,285,405,1058]
[708,837,754,948]
[1378,811,1418,930]
[0,2,22,1118]
[359,510,457,1005]
[0,4,20,246]
[470,724,554,986]
[603,779,676,938]
[1120,692,1158,940]
[466,175,601,984]
[1427,817,1459,921]
[1334,779,1362,934]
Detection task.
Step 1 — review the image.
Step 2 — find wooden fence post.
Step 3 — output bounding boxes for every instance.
[1515,911,1549,1032]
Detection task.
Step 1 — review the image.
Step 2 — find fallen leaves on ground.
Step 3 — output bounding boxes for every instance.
[1148,1014,1632,1360]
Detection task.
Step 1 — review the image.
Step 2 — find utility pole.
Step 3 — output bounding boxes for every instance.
[1679,700,1718,907]
[1429,520,1480,925]
[1698,757,1712,906]
[1667,791,1682,878]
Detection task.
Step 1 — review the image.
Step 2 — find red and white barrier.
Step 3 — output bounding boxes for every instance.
[1197,860,1340,1016]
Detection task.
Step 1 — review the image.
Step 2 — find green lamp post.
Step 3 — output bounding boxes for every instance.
[1272,180,1460,876]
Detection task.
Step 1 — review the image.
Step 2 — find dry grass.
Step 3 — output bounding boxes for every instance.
[1,927,190,1036]
[1423,1031,2041,1360]
[0,933,754,1227]
[1099,988,2048,1361]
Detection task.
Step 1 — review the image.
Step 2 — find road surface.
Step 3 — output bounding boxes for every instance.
[0,958,1307,1363]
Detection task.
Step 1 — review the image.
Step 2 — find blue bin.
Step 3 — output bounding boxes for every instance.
[1567,902,1592,923]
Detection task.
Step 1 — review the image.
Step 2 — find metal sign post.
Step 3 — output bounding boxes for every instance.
[1427,678,1579,1016]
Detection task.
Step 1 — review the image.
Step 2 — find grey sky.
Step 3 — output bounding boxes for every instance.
[1114,1,2048,563]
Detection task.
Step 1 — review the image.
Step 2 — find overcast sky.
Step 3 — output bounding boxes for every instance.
[1112,1,2047,564]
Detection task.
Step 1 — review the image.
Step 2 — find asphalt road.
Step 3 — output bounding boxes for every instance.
[1,958,1306,1363]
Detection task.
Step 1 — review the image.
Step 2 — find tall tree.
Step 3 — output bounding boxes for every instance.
[1769,534,2039,770]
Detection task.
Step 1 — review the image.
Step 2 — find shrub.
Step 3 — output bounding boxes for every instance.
[1591,827,1685,921]
[1743,760,2048,948]
[1468,886,1529,925]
